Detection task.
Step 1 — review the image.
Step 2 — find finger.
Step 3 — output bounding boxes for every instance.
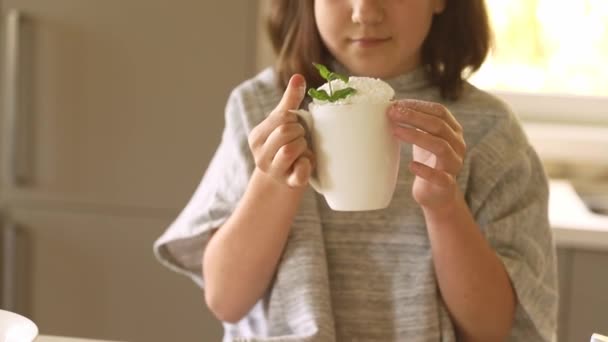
[287,156,312,188]
[251,110,299,151]
[409,161,455,188]
[275,74,307,113]
[269,138,308,176]
[388,107,465,156]
[393,126,462,173]
[251,75,306,147]
[390,100,462,133]
[257,123,306,171]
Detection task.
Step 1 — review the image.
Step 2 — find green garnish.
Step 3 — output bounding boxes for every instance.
[308,63,356,102]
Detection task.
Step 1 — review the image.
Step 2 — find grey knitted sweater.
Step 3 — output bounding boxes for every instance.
[154,66,558,342]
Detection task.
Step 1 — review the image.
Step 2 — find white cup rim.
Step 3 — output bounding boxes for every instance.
[309,100,392,108]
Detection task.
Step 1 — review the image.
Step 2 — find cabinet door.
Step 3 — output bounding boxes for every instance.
[7,206,222,342]
[565,250,608,342]
[556,248,572,342]
[0,0,258,209]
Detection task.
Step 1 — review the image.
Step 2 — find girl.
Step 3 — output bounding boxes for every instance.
[154,0,558,341]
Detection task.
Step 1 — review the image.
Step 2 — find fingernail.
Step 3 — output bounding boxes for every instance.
[292,74,305,87]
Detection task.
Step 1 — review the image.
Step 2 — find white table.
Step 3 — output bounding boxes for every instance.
[37,336,121,342]
[549,180,608,250]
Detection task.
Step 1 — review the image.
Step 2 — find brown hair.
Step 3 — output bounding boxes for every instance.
[266,0,492,100]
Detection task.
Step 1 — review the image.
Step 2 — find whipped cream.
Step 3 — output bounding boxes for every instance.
[312,76,395,105]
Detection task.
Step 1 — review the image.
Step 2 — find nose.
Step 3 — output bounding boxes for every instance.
[351,0,385,25]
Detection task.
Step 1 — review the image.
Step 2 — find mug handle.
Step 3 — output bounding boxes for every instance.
[289,109,322,193]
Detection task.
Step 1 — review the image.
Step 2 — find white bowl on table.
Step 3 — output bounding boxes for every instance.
[0,309,38,342]
[592,333,608,342]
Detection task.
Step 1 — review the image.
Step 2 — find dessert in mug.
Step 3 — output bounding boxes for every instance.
[295,64,400,211]
[311,75,394,106]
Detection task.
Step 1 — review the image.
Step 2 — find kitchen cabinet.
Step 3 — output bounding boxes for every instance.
[557,248,608,342]
[0,0,257,209]
[1,0,259,340]
[4,207,222,341]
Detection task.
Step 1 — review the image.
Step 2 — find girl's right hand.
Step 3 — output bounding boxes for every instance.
[248,74,314,188]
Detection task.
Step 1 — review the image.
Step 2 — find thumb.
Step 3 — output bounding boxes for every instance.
[276,74,307,112]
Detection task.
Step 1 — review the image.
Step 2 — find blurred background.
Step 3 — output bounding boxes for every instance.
[0,0,606,341]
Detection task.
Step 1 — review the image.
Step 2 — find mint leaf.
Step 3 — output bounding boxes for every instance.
[307,88,331,101]
[313,63,349,83]
[328,72,349,83]
[312,63,331,80]
[330,87,357,101]
[310,63,356,102]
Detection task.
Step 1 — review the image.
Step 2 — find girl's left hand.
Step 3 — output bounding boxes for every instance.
[387,100,466,210]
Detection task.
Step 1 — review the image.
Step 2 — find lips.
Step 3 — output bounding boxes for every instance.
[349,37,391,47]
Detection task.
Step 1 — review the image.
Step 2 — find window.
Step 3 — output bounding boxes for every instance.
[469,0,608,125]
[471,0,608,97]
[469,0,608,167]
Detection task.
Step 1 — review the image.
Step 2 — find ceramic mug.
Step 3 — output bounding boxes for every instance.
[291,101,400,211]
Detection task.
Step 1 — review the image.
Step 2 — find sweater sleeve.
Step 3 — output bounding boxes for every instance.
[467,116,558,341]
[153,89,254,287]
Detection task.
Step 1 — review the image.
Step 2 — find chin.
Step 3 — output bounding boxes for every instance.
[348,63,400,79]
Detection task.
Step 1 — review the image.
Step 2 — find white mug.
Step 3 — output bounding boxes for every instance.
[291,101,400,211]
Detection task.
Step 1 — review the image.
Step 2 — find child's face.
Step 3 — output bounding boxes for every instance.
[315,0,445,79]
